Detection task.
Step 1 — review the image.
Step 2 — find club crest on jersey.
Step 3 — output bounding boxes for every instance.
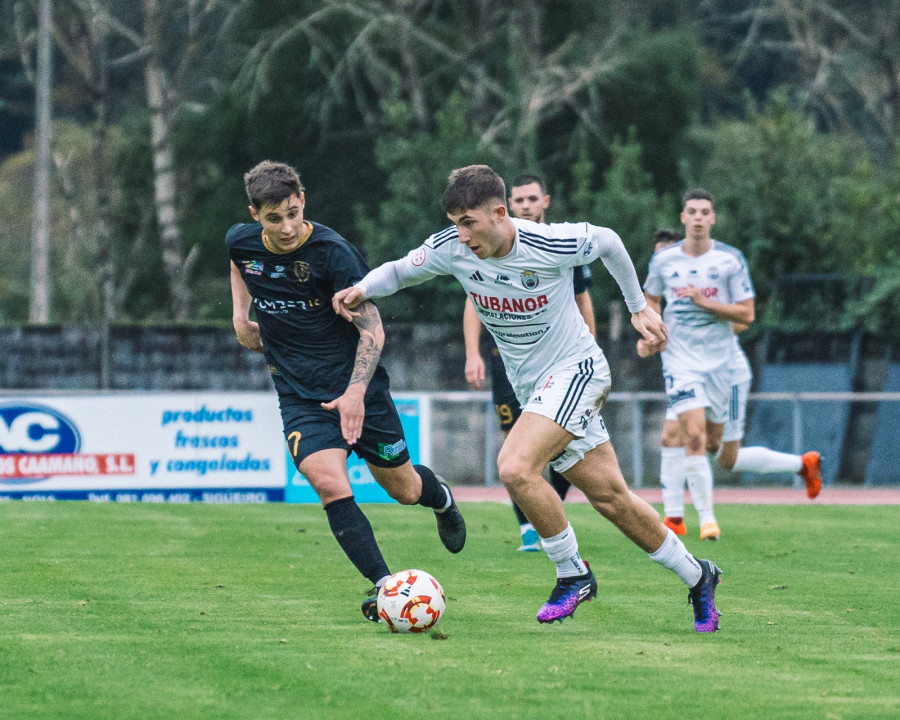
[707,266,720,280]
[520,269,540,289]
[293,261,311,282]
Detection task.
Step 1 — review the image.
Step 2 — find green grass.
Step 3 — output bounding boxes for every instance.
[1,501,898,720]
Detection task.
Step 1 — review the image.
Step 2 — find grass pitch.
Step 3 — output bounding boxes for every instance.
[1,500,897,720]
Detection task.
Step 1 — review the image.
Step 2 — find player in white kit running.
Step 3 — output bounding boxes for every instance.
[648,230,822,539]
[642,190,755,541]
[333,165,724,632]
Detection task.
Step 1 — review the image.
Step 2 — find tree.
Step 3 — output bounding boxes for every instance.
[703,0,900,155]
[683,91,899,334]
[355,93,505,323]
[139,0,246,321]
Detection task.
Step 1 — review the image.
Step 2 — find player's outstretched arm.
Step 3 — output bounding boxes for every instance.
[230,261,263,353]
[321,300,385,445]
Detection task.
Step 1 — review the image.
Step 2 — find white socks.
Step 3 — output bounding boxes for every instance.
[732,446,802,474]
[540,523,590,578]
[685,454,716,526]
[649,528,702,587]
[660,446,687,517]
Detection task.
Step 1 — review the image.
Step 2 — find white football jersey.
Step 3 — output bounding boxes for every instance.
[358,218,646,401]
[644,240,754,373]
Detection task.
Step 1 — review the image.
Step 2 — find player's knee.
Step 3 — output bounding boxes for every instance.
[683,430,705,455]
[372,465,420,505]
[716,445,737,470]
[660,423,681,447]
[588,484,631,519]
[497,455,533,493]
[388,485,420,505]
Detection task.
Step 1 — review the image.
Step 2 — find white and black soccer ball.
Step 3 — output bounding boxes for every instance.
[376,569,445,633]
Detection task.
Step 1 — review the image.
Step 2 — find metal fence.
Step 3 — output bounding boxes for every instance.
[424,391,900,488]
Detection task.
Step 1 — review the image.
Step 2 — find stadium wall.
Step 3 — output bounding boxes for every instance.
[1,325,895,486]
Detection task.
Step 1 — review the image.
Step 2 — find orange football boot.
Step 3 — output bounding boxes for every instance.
[663,516,687,536]
[799,451,822,499]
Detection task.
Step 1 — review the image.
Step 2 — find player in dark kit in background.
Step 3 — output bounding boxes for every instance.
[228,160,466,623]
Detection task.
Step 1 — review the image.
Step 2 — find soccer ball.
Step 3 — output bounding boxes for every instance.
[376,569,446,633]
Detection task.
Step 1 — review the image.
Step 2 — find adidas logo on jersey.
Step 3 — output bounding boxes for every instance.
[470,271,485,282]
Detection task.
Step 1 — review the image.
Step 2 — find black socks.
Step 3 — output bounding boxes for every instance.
[414,464,449,510]
[323,496,390,585]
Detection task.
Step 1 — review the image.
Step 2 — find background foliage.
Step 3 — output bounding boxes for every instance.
[0,0,898,333]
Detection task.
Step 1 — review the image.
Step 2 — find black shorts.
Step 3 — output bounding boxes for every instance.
[279,387,411,471]
[489,346,521,431]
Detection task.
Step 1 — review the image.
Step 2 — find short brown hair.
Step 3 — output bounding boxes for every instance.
[510,173,547,194]
[442,165,506,215]
[244,161,304,210]
[681,187,714,209]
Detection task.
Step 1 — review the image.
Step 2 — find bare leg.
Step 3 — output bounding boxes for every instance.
[563,441,667,553]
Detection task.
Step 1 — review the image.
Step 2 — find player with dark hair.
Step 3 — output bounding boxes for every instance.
[647,228,821,537]
[335,165,723,632]
[463,173,595,551]
[228,160,466,623]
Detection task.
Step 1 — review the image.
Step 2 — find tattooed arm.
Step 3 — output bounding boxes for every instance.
[320,300,385,445]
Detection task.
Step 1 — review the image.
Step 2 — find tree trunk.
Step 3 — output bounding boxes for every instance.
[89,0,114,389]
[144,0,192,322]
[30,0,52,323]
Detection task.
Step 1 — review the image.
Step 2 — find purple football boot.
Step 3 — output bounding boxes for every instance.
[536,570,598,624]
[688,560,722,632]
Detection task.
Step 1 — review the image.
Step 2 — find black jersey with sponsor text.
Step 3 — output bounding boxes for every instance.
[226,220,390,401]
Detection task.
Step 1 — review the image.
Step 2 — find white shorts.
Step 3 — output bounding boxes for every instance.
[520,355,612,473]
[664,377,749,442]
[722,378,750,442]
[663,365,732,424]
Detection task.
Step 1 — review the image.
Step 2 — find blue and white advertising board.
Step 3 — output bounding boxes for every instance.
[0,392,286,502]
[0,392,429,504]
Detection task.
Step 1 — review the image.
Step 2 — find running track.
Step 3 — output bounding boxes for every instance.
[454,486,900,505]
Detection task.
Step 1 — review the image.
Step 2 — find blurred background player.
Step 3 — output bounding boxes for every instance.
[462,173,596,551]
[648,229,821,538]
[228,161,466,623]
[641,190,755,542]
